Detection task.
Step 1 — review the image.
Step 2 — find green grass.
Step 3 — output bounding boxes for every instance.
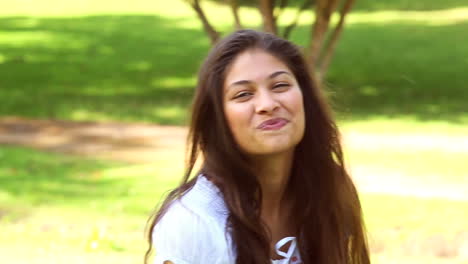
[346,148,468,185]
[0,146,184,215]
[363,194,468,264]
[1,0,467,131]
[0,146,466,263]
[0,14,206,125]
[0,146,184,263]
[353,0,468,11]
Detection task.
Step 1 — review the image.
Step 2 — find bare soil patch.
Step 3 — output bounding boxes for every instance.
[1,117,467,200]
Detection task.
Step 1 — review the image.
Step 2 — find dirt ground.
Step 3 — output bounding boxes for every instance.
[1,116,467,201]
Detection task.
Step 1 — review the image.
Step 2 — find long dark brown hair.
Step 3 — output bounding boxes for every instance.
[145,29,370,264]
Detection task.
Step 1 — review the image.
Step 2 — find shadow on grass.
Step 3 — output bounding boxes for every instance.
[0,14,467,125]
[0,146,128,208]
[291,20,468,124]
[353,0,468,11]
[0,15,209,125]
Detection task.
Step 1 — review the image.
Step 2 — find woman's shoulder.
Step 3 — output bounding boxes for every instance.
[152,176,233,263]
[179,175,229,218]
[153,199,218,244]
[154,175,229,237]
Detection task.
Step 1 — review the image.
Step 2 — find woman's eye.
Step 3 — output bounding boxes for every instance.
[273,83,290,90]
[233,91,252,100]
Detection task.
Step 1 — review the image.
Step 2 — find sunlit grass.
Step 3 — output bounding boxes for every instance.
[0,0,188,17]
[347,7,468,26]
[340,118,468,136]
[0,146,180,263]
[0,146,466,263]
[3,1,467,38]
[156,76,196,89]
[347,148,468,184]
[363,194,468,263]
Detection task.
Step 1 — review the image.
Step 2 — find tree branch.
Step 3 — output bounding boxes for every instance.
[318,0,356,79]
[188,0,220,45]
[307,0,338,81]
[258,0,277,34]
[282,0,310,39]
[228,0,243,30]
[274,0,289,22]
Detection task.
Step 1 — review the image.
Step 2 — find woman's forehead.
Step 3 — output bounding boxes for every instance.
[224,49,293,88]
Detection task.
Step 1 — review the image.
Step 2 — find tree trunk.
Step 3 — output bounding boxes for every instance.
[229,0,243,30]
[258,0,277,34]
[184,0,355,82]
[307,0,339,83]
[317,0,356,80]
[190,0,220,44]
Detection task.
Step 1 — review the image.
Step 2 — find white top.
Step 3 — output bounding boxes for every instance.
[152,175,302,264]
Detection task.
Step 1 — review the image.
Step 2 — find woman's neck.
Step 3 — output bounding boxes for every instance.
[252,150,294,224]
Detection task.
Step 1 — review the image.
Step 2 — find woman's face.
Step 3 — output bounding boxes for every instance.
[223,48,305,156]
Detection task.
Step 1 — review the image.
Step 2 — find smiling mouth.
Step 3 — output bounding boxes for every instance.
[257,118,289,130]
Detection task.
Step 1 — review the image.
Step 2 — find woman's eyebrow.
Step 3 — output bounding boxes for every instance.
[268,70,291,79]
[229,80,251,88]
[228,71,291,88]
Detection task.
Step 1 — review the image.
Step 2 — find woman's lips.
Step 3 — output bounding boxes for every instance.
[257,118,289,130]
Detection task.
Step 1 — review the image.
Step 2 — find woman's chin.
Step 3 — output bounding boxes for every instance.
[247,142,296,156]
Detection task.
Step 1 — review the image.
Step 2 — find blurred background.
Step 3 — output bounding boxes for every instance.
[0,0,467,263]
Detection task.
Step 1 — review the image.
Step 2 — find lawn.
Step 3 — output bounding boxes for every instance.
[1,146,467,264]
[0,146,184,264]
[0,0,467,130]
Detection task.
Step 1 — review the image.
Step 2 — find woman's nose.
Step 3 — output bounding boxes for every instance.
[255,90,279,114]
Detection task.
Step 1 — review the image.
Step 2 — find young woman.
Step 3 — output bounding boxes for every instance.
[146,29,370,264]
